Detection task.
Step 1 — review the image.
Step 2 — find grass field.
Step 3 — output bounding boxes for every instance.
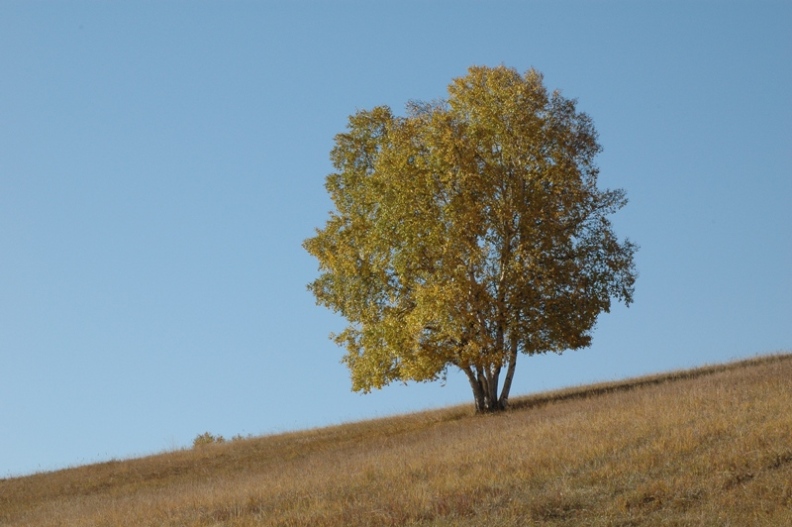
[2,353,791,526]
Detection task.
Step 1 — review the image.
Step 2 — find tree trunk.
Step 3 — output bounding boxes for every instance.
[464,367,488,412]
[463,365,507,413]
[498,338,519,409]
[487,364,501,410]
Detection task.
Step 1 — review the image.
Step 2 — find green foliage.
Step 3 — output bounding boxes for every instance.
[192,432,225,448]
[304,65,637,412]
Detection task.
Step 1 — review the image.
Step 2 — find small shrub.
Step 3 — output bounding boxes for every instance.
[193,432,225,448]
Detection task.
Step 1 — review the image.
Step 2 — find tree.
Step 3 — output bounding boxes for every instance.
[304,66,637,413]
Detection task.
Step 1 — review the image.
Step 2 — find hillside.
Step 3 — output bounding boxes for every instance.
[2,353,791,526]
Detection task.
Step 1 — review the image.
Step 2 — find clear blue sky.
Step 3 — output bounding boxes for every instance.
[1,2,790,477]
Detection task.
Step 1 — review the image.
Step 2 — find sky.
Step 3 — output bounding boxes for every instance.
[1,2,790,478]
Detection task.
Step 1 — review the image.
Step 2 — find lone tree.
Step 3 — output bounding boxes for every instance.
[304,66,637,413]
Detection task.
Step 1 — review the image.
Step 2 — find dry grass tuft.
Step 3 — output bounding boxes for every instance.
[3,353,791,526]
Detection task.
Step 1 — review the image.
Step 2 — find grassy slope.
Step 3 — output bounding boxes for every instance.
[2,353,791,526]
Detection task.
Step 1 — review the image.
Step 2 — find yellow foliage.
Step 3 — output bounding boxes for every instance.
[304,65,637,411]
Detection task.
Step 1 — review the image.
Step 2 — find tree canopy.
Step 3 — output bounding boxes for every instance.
[304,65,637,412]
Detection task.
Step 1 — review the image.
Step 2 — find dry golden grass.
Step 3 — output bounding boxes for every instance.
[3,353,791,526]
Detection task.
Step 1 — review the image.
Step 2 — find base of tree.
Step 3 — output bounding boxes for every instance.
[473,399,509,414]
